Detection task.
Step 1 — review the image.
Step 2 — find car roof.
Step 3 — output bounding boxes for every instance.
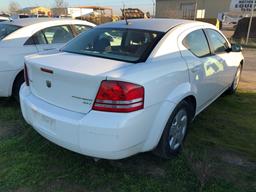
[2,18,82,27]
[97,18,197,32]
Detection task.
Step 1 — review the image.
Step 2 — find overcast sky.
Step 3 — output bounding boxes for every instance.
[0,0,155,14]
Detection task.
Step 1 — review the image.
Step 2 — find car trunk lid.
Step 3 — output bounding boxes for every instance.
[26,52,131,113]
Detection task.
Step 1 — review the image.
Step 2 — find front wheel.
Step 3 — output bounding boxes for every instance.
[153,100,191,159]
[226,64,242,94]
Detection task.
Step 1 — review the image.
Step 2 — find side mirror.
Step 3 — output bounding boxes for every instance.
[231,44,243,52]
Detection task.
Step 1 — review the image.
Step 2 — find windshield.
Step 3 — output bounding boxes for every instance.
[0,24,21,40]
[62,28,164,63]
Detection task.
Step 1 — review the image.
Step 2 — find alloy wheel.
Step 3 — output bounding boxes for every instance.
[168,109,188,150]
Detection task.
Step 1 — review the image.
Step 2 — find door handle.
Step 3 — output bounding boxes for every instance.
[191,66,201,73]
[43,48,55,51]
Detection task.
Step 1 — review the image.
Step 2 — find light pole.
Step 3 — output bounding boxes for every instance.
[194,0,198,20]
[246,0,255,45]
[152,0,156,18]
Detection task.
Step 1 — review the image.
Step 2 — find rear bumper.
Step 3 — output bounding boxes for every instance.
[20,85,161,159]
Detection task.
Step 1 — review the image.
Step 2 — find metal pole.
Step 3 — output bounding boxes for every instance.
[152,0,156,18]
[246,0,255,45]
[194,0,198,20]
[176,0,179,18]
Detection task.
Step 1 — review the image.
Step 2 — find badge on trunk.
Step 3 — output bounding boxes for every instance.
[46,80,51,88]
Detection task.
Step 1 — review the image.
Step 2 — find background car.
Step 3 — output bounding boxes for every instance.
[0,16,9,22]
[0,18,95,100]
[20,19,244,160]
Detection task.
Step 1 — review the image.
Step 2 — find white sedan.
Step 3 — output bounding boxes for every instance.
[20,19,244,159]
[0,18,95,99]
[0,16,9,22]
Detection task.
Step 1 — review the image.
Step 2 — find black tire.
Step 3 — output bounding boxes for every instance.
[12,72,24,102]
[153,100,192,159]
[226,64,242,95]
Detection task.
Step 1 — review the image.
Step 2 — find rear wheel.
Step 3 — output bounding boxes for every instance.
[12,72,24,102]
[153,100,191,159]
[226,65,242,94]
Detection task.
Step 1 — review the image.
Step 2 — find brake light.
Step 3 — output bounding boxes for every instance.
[24,64,29,86]
[93,80,144,113]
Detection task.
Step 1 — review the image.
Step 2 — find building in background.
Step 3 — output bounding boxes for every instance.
[75,6,113,24]
[67,7,94,18]
[121,8,148,19]
[51,6,113,24]
[20,6,51,17]
[51,8,68,17]
[156,0,231,19]
[51,7,94,18]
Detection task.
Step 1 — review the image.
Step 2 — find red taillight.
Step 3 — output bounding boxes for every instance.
[24,64,29,86]
[93,80,144,113]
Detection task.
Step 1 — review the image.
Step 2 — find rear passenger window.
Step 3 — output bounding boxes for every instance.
[43,25,73,44]
[25,31,47,45]
[182,29,210,57]
[25,25,73,45]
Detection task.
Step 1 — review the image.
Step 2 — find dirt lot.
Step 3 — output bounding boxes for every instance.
[221,30,256,91]
[240,48,256,91]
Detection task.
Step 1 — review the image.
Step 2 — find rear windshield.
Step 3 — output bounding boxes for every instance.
[62,28,164,63]
[0,24,21,40]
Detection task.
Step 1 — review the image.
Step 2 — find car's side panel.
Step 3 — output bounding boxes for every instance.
[141,101,176,151]
[0,70,16,97]
[0,46,38,96]
[35,43,65,52]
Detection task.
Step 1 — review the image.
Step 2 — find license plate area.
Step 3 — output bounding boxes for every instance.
[31,108,56,133]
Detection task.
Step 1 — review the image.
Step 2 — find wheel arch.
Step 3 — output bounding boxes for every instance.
[11,69,24,96]
[183,95,197,121]
[240,59,244,68]
[142,92,197,152]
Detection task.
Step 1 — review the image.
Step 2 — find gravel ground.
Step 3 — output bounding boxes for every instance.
[240,48,256,91]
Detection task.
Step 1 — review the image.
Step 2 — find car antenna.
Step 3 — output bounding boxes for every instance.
[122,3,130,25]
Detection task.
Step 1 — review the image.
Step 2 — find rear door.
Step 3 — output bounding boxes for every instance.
[178,28,221,110]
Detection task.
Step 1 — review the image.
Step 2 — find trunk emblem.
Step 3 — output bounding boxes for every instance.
[46,80,52,88]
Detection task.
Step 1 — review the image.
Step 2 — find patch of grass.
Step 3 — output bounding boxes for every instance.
[0,91,255,192]
[187,91,256,160]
